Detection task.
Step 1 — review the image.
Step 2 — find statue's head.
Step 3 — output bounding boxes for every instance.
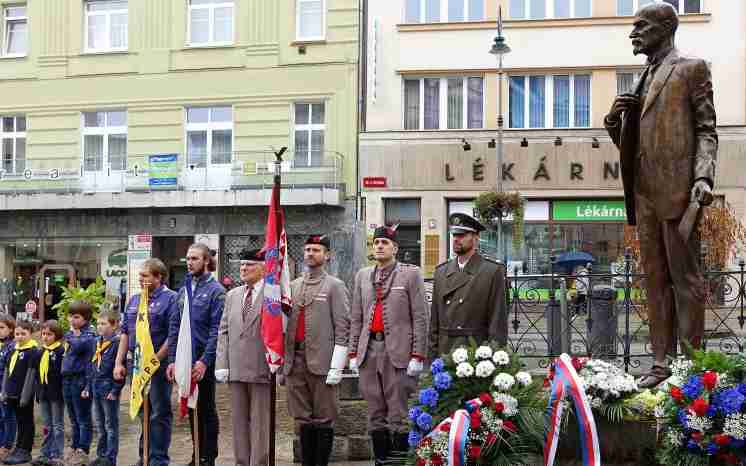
[630,3,678,56]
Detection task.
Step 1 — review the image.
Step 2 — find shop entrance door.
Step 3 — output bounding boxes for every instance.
[152,236,194,290]
[38,264,75,322]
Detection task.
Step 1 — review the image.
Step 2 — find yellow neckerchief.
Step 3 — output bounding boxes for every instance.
[8,339,39,376]
[91,339,113,369]
[39,341,63,385]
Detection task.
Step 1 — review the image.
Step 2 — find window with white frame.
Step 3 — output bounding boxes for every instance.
[0,116,25,175]
[85,1,128,52]
[405,0,485,22]
[296,0,325,41]
[186,107,232,168]
[3,5,27,56]
[617,70,643,95]
[509,74,591,129]
[188,0,234,46]
[294,103,325,167]
[82,111,127,172]
[403,77,484,130]
[617,0,700,16]
[509,0,591,19]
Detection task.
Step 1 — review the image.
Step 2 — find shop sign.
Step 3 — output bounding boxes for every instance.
[363,177,387,188]
[128,234,152,251]
[149,154,178,188]
[553,200,627,222]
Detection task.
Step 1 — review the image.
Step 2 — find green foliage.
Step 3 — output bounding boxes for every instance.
[51,276,106,331]
[689,344,737,374]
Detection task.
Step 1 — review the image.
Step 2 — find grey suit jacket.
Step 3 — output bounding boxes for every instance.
[216,283,270,384]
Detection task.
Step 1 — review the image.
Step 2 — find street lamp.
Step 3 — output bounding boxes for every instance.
[489,6,511,262]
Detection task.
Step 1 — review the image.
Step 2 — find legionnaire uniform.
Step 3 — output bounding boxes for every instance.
[216,249,270,466]
[349,226,428,466]
[284,235,350,466]
[430,213,508,357]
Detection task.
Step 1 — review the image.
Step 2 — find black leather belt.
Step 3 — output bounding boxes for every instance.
[370,331,385,341]
[295,341,305,350]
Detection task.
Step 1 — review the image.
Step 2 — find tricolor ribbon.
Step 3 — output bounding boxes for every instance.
[543,353,601,466]
[448,409,470,466]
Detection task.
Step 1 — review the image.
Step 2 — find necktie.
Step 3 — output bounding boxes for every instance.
[243,287,253,321]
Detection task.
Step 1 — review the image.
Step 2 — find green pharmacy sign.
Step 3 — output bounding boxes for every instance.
[553,200,627,222]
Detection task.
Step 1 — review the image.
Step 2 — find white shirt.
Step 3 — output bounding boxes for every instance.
[457,256,472,270]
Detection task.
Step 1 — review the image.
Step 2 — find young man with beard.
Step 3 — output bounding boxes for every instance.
[166,243,225,466]
[349,226,428,466]
[283,236,350,466]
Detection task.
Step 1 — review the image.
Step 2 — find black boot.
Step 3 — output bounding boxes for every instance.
[300,424,316,466]
[389,431,410,464]
[315,426,334,466]
[371,429,390,466]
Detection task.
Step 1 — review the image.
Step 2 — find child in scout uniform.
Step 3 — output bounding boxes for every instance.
[90,311,124,466]
[0,316,16,462]
[284,235,350,466]
[34,320,66,466]
[349,225,428,466]
[1,320,40,465]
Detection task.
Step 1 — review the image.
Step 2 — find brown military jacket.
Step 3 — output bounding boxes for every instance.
[216,282,270,384]
[349,262,428,369]
[429,254,507,357]
[283,271,350,376]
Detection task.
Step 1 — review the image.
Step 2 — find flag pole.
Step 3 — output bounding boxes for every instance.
[143,392,150,466]
[269,147,285,466]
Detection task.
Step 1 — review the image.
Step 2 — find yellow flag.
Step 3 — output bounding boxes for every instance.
[129,286,160,420]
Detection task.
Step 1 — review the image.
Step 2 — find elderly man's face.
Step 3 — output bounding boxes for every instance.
[630,10,671,56]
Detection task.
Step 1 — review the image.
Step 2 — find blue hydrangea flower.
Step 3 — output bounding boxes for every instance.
[706,443,718,456]
[687,440,700,452]
[416,412,433,431]
[737,383,746,397]
[434,371,453,391]
[408,430,423,448]
[677,408,689,429]
[431,358,445,375]
[713,388,745,415]
[419,387,439,408]
[682,375,704,400]
[409,406,423,422]
[730,438,745,449]
[707,404,718,417]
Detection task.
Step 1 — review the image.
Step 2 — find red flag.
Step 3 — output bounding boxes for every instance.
[261,181,291,373]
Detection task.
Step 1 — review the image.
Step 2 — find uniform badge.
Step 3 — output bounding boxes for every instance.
[453,216,461,225]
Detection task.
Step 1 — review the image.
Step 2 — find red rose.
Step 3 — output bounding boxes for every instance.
[422,437,432,447]
[714,434,732,446]
[431,455,443,466]
[440,422,451,432]
[503,420,517,433]
[670,386,683,402]
[703,371,718,391]
[720,452,740,465]
[485,433,497,447]
[690,399,709,417]
[469,446,481,459]
[416,459,426,466]
[691,432,703,442]
[571,357,582,370]
[470,413,482,429]
[543,378,551,388]
[479,393,493,407]
[494,402,504,414]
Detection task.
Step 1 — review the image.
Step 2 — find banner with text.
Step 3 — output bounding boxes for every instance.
[552,200,627,222]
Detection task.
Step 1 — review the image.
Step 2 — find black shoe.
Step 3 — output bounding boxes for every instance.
[4,449,31,465]
[389,431,410,464]
[315,426,334,466]
[300,424,316,466]
[371,429,390,466]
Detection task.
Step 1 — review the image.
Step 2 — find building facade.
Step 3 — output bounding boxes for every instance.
[0,0,362,320]
[360,0,746,278]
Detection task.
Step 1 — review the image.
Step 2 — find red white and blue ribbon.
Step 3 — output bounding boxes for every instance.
[543,354,601,466]
[448,409,470,466]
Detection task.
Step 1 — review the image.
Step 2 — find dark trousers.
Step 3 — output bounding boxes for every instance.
[7,400,33,451]
[138,366,173,466]
[93,394,119,465]
[187,369,219,461]
[0,401,16,449]
[63,375,93,452]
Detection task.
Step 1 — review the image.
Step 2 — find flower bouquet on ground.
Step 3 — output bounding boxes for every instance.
[407,342,544,466]
[657,349,746,466]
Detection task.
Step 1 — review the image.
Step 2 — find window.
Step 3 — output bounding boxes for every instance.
[618,0,699,16]
[510,0,591,19]
[448,0,485,21]
[294,103,325,167]
[3,5,27,56]
[509,74,591,129]
[188,0,234,46]
[0,116,25,175]
[296,0,325,41]
[403,77,484,130]
[82,111,127,172]
[406,0,483,23]
[85,1,128,52]
[617,71,642,95]
[186,107,232,168]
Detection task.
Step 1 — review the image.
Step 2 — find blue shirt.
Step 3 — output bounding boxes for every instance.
[62,324,96,378]
[122,285,179,354]
[89,334,124,397]
[168,273,225,367]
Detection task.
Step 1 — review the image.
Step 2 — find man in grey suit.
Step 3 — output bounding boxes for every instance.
[284,235,350,466]
[349,226,428,466]
[605,3,717,388]
[215,248,270,466]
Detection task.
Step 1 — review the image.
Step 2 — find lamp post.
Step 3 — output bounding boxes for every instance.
[489,7,511,262]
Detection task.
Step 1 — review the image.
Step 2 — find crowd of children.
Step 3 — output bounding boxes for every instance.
[0,301,122,466]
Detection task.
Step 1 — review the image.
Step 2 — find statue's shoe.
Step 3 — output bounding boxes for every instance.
[637,364,672,389]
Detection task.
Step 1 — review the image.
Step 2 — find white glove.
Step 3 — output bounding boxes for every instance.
[326,368,343,385]
[214,369,229,383]
[407,358,424,377]
[326,345,348,386]
[349,357,358,371]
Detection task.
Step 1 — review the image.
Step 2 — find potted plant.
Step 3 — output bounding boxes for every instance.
[474,191,525,255]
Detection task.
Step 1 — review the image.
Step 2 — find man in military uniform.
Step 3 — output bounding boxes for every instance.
[430,213,507,357]
[284,235,350,466]
[349,226,428,466]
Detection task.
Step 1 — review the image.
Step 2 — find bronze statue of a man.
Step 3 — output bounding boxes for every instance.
[604,3,717,388]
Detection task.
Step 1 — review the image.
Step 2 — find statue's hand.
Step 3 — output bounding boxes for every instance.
[607,94,640,121]
[692,180,714,206]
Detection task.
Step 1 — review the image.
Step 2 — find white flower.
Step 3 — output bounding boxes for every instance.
[492,393,519,416]
[654,405,665,419]
[455,362,474,378]
[452,348,469,364]
[686,413,713,433]
[493,373,515,391]
[723,413,746,440]
[492,350,510,365]
[475,360,496,378]
[515,371,532,387]
[590,397,602,409]
[665,429,685,448]
[475,346,493,360]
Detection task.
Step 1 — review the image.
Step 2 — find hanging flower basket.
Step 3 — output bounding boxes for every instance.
[474,191,525,254]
